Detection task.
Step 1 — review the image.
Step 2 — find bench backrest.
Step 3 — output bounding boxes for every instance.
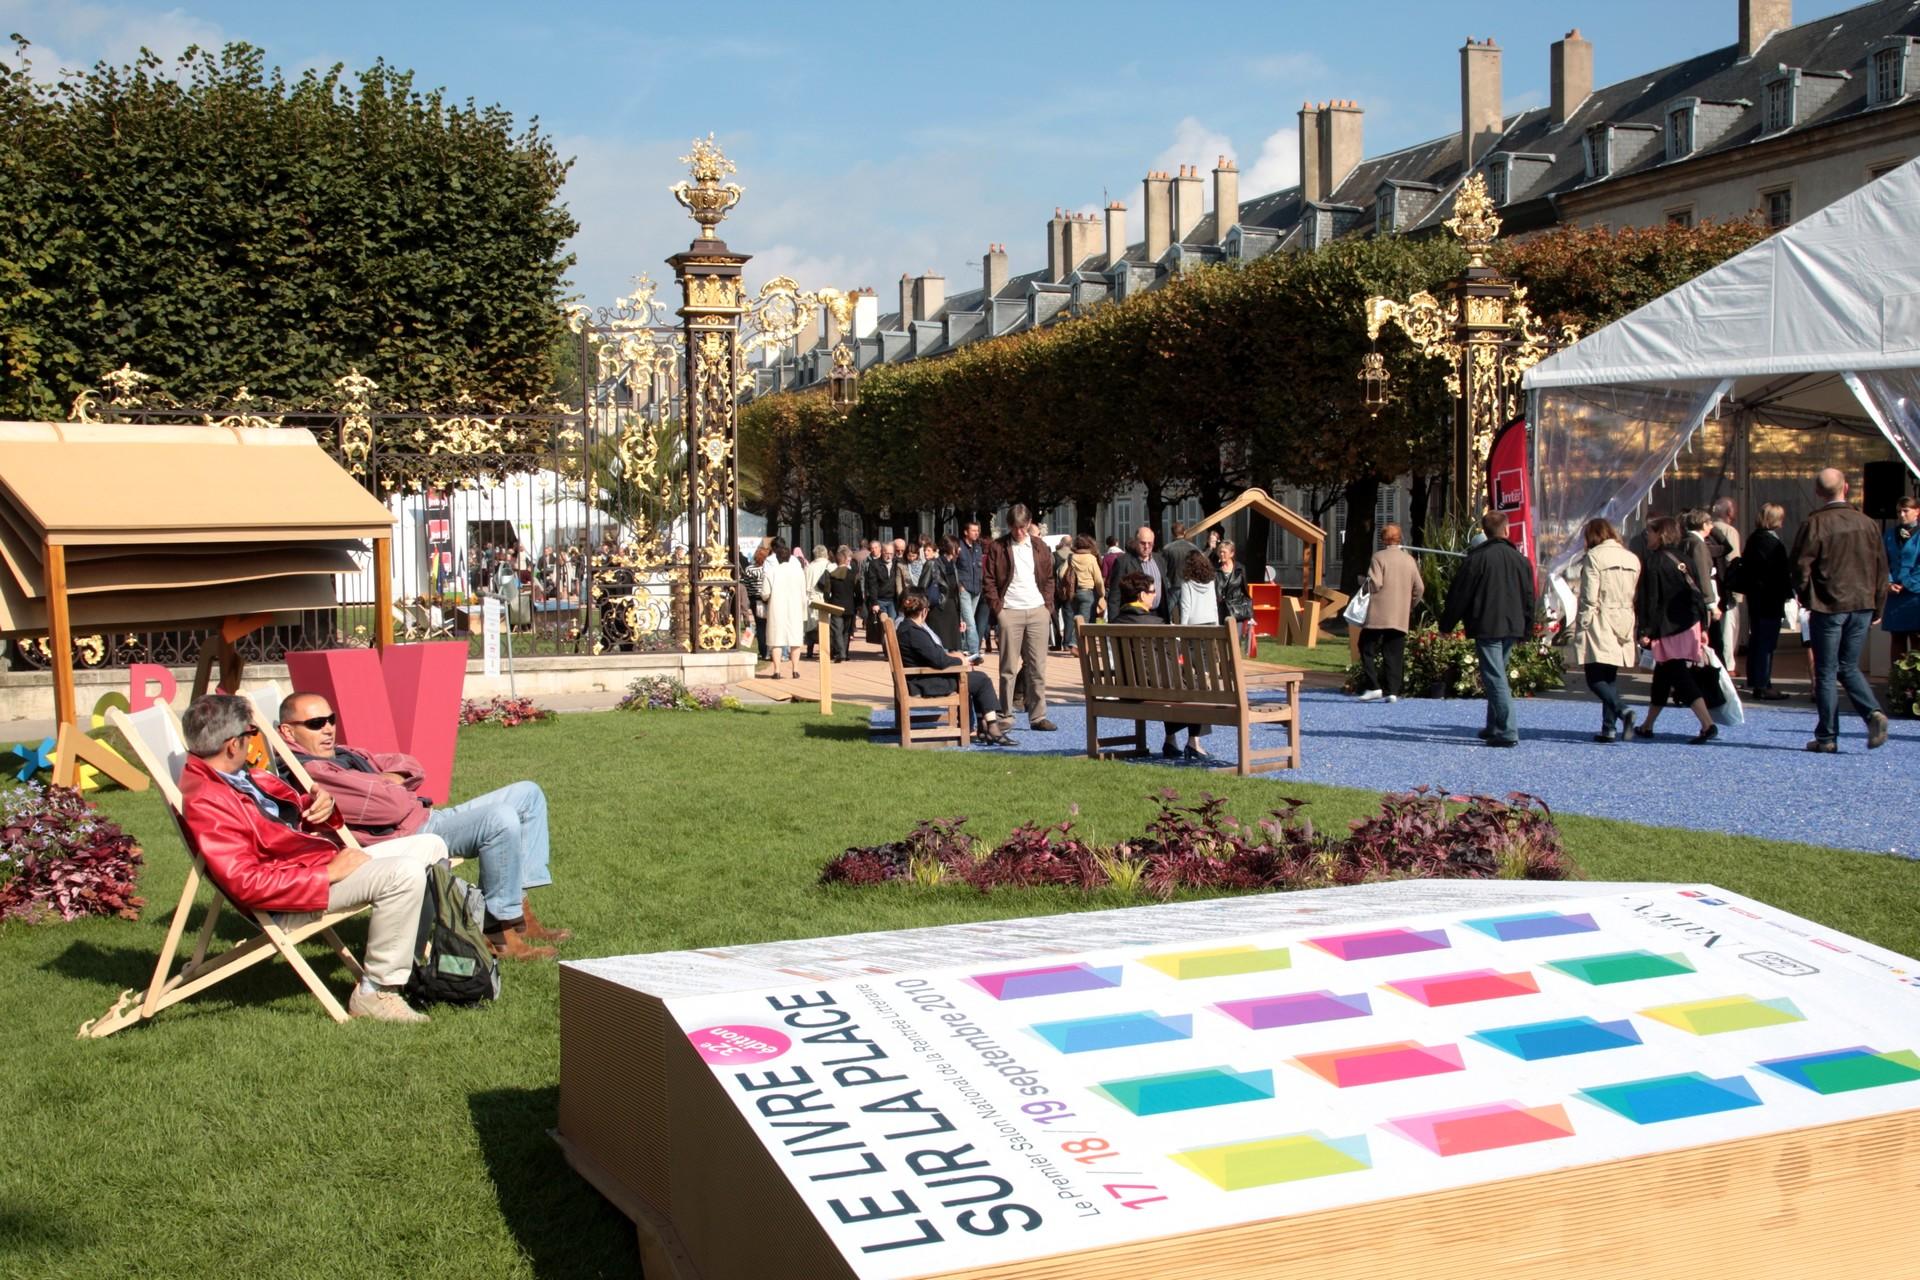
[879,613,914,707]
[1080,622,1247,707]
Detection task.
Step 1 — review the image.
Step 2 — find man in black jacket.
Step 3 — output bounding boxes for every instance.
[895,590,1015,745]
[1791,467,1890,751]
[1106,525,1171,621]
[1439,511,1536,748]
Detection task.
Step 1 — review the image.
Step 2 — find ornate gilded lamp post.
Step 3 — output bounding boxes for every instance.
[1364,174,1575,515]
[669,135,751,651]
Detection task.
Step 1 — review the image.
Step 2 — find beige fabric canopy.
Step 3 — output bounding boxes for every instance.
[0,421,397,724]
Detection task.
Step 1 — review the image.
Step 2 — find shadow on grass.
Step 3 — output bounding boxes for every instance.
[45,937,363,1014]
[469,1086,638,1279]
[800,720,873,743]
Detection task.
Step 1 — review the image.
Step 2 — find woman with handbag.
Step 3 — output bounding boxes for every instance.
[1632,516,1718,744]
[1216,540,1254,654]
[1570,518,1641,742]
[1061,535,1105,654]
[1355,524,1423,703]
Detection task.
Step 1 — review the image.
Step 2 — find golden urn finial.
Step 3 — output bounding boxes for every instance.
[671,133,743,240]
[1444,173,1502,265]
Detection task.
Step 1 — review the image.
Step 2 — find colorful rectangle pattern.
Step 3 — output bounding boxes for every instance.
[1293,1041,1466,1088]
[1214,990,1372,1031]
[1640,994,1805,1036]
[1383,1102,1576,1156]
[1578,1072,1763,1124]
[1030,1011,1193,1054]
[969,963,1123,1000]
[1140,945,1292,980]
[1094,1066,1276,1116]
[1173,1132,1372,1190]
[1546,950,1695,986]
[1462,910,1601,942]
[1757,1047,1920,1095]
[1383,968,1540,1007]
[1305,927,1450,961]
[1470,1016,1642,1061]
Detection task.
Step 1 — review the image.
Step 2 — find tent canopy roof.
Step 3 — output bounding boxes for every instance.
[1525,156,1920,394]
[0,422,395,545]
[0,422,388,637]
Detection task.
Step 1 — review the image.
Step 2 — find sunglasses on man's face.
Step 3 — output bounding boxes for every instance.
[289,714,337,731]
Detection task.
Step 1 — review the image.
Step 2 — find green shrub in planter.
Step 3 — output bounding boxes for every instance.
[1345,624,1564,698]
[1892,650,1920,719]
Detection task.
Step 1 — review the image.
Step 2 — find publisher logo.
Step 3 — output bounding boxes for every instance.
[689,1024,792,1065]
[1740,951,1818,978]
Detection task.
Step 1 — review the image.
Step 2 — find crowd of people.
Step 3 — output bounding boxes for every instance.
[1350,467,1914,753]
[739,515,1258,749]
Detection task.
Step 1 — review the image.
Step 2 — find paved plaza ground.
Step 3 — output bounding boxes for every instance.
[872,687,1916,859]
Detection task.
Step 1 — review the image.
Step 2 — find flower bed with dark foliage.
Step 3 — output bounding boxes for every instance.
[820,787,1573,896]
[459,696,553,727]
[0,784,144,922]
[1893,650,1919,719]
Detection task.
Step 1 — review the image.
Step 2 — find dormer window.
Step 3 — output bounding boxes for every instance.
[1666,105,1694,161]
[1764,73,1797,133]
[1584,127,1611,179]
[1486,157,1509,205]
[1871,42,1910,106]
[1375,189,1396,233]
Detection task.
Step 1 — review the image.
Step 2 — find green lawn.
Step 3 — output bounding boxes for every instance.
[4,704,1916,1278]
[1255,637,1354,673]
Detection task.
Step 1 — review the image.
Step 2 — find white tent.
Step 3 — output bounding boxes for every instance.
[1525,155,1920,578]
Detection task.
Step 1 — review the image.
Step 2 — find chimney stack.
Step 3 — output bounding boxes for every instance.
[1460,37,1504,169]
[1105,200,1128,267]
[1318,100,1365,196]
[1047,208,1070,283]
[983,243,1007,298]
[1297,102,1324,202]
[1739,0,1792,58]
[1172,164,1204,242]
[1212,157,1239,243]
[898,274,912,331]
[912,273,944,322]
[1143,171,1173,261]
[1066,214,1101,277]
[1551,29,1592,126]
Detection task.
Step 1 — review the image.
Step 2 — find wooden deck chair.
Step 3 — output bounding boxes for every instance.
[79,700,373,1038]
[878,614,971,749]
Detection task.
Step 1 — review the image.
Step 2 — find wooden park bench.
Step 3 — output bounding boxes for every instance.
[878,614,972,749]
[1078,622,1304,775]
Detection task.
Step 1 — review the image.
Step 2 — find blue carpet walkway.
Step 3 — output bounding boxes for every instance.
[869,689,1916,858]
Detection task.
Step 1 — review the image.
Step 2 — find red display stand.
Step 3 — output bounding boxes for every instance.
[283,642,466,804]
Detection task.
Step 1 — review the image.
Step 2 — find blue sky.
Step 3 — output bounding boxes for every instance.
[3,0,1865,308]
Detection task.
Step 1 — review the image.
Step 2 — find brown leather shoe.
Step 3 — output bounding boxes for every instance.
[486,923,557,960]
[520,897,573,944]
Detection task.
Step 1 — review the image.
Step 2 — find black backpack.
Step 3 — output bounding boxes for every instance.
[403,860,501,1006]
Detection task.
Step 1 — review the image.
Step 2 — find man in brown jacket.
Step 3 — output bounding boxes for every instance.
[1790,467,1890,752]
[982,504,1059,732]
[1357,523,1425,702]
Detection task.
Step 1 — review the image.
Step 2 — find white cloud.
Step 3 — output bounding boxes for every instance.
[0,1,224,78]
[1241,127,1299,198]
[1153,115,1235,208]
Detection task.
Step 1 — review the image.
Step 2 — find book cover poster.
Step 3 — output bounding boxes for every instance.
[665,887,1920,1279]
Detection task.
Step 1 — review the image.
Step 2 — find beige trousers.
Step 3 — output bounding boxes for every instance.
[997,606,1050,720]
[324,833,449,987]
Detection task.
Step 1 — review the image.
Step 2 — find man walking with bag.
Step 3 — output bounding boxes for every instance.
[1440,511,1536,748]
[1791,467,1890,752]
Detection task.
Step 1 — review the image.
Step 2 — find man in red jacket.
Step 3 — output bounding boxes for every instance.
[275,691,567,959]
[178,693,447,1023]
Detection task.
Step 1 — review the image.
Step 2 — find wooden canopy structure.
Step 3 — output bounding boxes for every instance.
[1187,487,1329,588]
[0,422,397,726]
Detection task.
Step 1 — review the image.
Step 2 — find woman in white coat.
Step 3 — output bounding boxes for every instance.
[761,538,810,679]
[1570,517,1642,743]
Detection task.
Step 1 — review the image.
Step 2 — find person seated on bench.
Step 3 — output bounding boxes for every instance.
[276,691,569,961]
[1111,570,1210,761]
[896,589,1017,746]
[178,693,448,1024]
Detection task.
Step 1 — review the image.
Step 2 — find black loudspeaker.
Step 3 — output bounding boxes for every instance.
[1863,459,1908,519]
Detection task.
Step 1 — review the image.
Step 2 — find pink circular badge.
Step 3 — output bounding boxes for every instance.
[688,1024,791,1065]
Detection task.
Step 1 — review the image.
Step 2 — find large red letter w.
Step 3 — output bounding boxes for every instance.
[284,642,467,804]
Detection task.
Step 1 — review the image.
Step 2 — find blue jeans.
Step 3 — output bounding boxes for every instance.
[1808,609,1882,743]
[958,588,981,657]
[1065,589,1095,648]
[424,780,552,920]
[1476,637,1518,743]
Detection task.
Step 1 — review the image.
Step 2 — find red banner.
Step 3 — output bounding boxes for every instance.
[1488,416,1536,592]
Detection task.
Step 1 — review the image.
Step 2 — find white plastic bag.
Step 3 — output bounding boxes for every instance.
[1704,647,1745,727]
[1342,585,1372,627]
